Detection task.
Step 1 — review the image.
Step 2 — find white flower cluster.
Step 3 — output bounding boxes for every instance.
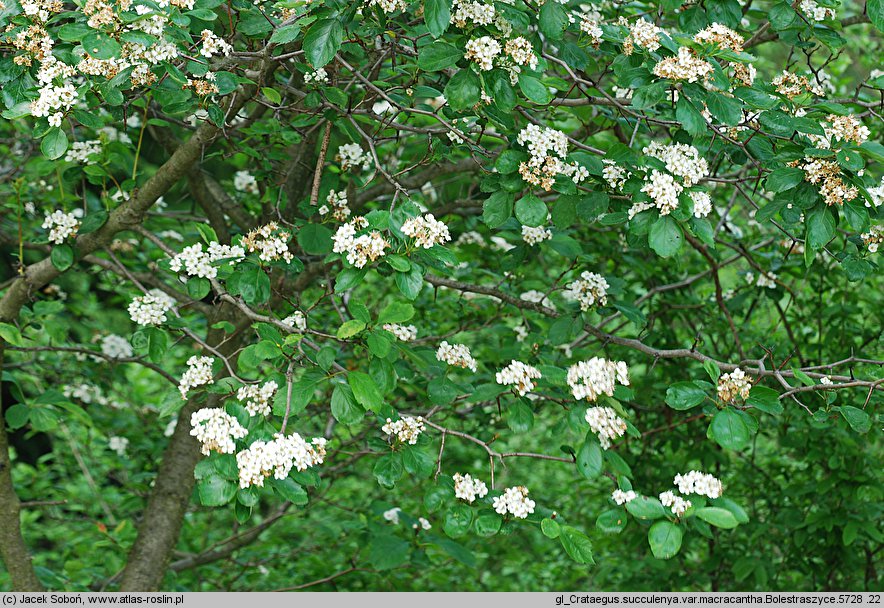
[799,0,835,21]
[304,68,329,85]
[825,114,870,146]
[465,36,501,71]
[178,355,215,399]
[521,224,552,246]
[336,143,372,172]
[568,358,630,402]
[234,170,259,194]
[242,222,294,263]
[436,341,478,372]
[693,22,744,51]
[236,433,327,488]
[65,140,102,164]
[653,47,713,83]
[101,334,133,359]
[585,406,628,449]
[578,12,603,45]
[237,381,279,417]
[643,142,709,187]
[659,490,691,516]
[674,470,723,499]
[128,291,174,326]
[637,170,683,217]
[504,37,538,70]
[383,507,402,523]
[320,189,351,221]
[603,160,631,190]
[612,489,637,505]
[563,271,609,311]
[332,217,391,268]
[746,270,777,289]
[169,242,244,279]
[793,157,858,206]
[867,177,884,209]
[623,18,662,54]
[496,360,542,396]
[108,436,129,456]
[861,225,882,253]
[690,191,713,218]
[401,214,451,249]
[450,0,495,28]
[382,416,425,444]
[717,368,752,402]
[516,125,586,191]
[199,29,232,58]
[453,472,489,503]
[190,407,248,455]
[520,289,553,309]
[383,323,417,341]
[367,0,407,12]
[42,210,79,244]
[493,486,535,519]
[282,311,307,331]
[414,517,432,530]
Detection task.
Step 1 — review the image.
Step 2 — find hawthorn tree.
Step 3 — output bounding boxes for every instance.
[0,0,882,592]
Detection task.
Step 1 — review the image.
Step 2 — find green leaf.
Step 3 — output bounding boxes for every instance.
[596,509,627,534]
[514,194,547,227]
[806,206,835,251]
[649,215,683,257]
[746,386,783,415]
[704,92,742,126]
[348,371,383,412]
[507,400,534,433]
[632,82,667,111]
[337,319,366,339]
[41,127,68,160]
[541,518,561,538]
[304,19,343,68]
[868,0,884,32]
[648,521,683,559]
[482,191,513,228]
[187,277,210,300]
[703,360,721,383]
[417,42,462,71]
[626,496,667,520]
[270,477,308,505]
[518,74,551,104]
[401,445,434,477]
[198,476,237,507]
[839,406,871,434]
[297,223,333,255]
[443,504,473,538]
[395,267,423,300]
[474,512,502,537]
[269,23,301,44]
[709,408,750,450]
[424,0,451,37]
[82,31,122,60]
[538,1,567,39]
[78,211,108,234]
[4,403,29,429]
[369,535,410,570]
[50,244,74,271]
[576,434,603,479]
[665,381,706,410]
[559,526,595,565]
[330,384,363,425]
[765,167,805,193]
[694,507,739,529]
[444,70,481,111]
[676,97,707,136]
[0,323,23,346]
[373,452,404,487]
[378,301,414,324]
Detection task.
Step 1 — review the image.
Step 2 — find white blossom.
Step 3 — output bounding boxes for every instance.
[436,341,478,372]
[128,292,173,326]
[568,358,629,402]
[108,435,129,456]
[190,407,248,455]
[401,214,451,249]
[282,311,307,331]
[612,489,637,505]
[717,368,752,402]
[674,470,723,499]
[495,360,542,396]
[101,334,133,359]
[659,490,691,516]
[492,485,535,519]
[563,271,609,311]
[382,416,425,444]
[178,355,215,399]
[42,210,79,244]
[236,433,327,488]
[383,323,417,341]
[465,36,501,71]
[585,406,627,449]
[453,472,489,503]
[237,381,279,417]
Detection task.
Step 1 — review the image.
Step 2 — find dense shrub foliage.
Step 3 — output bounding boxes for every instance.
[0,0,882,591]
